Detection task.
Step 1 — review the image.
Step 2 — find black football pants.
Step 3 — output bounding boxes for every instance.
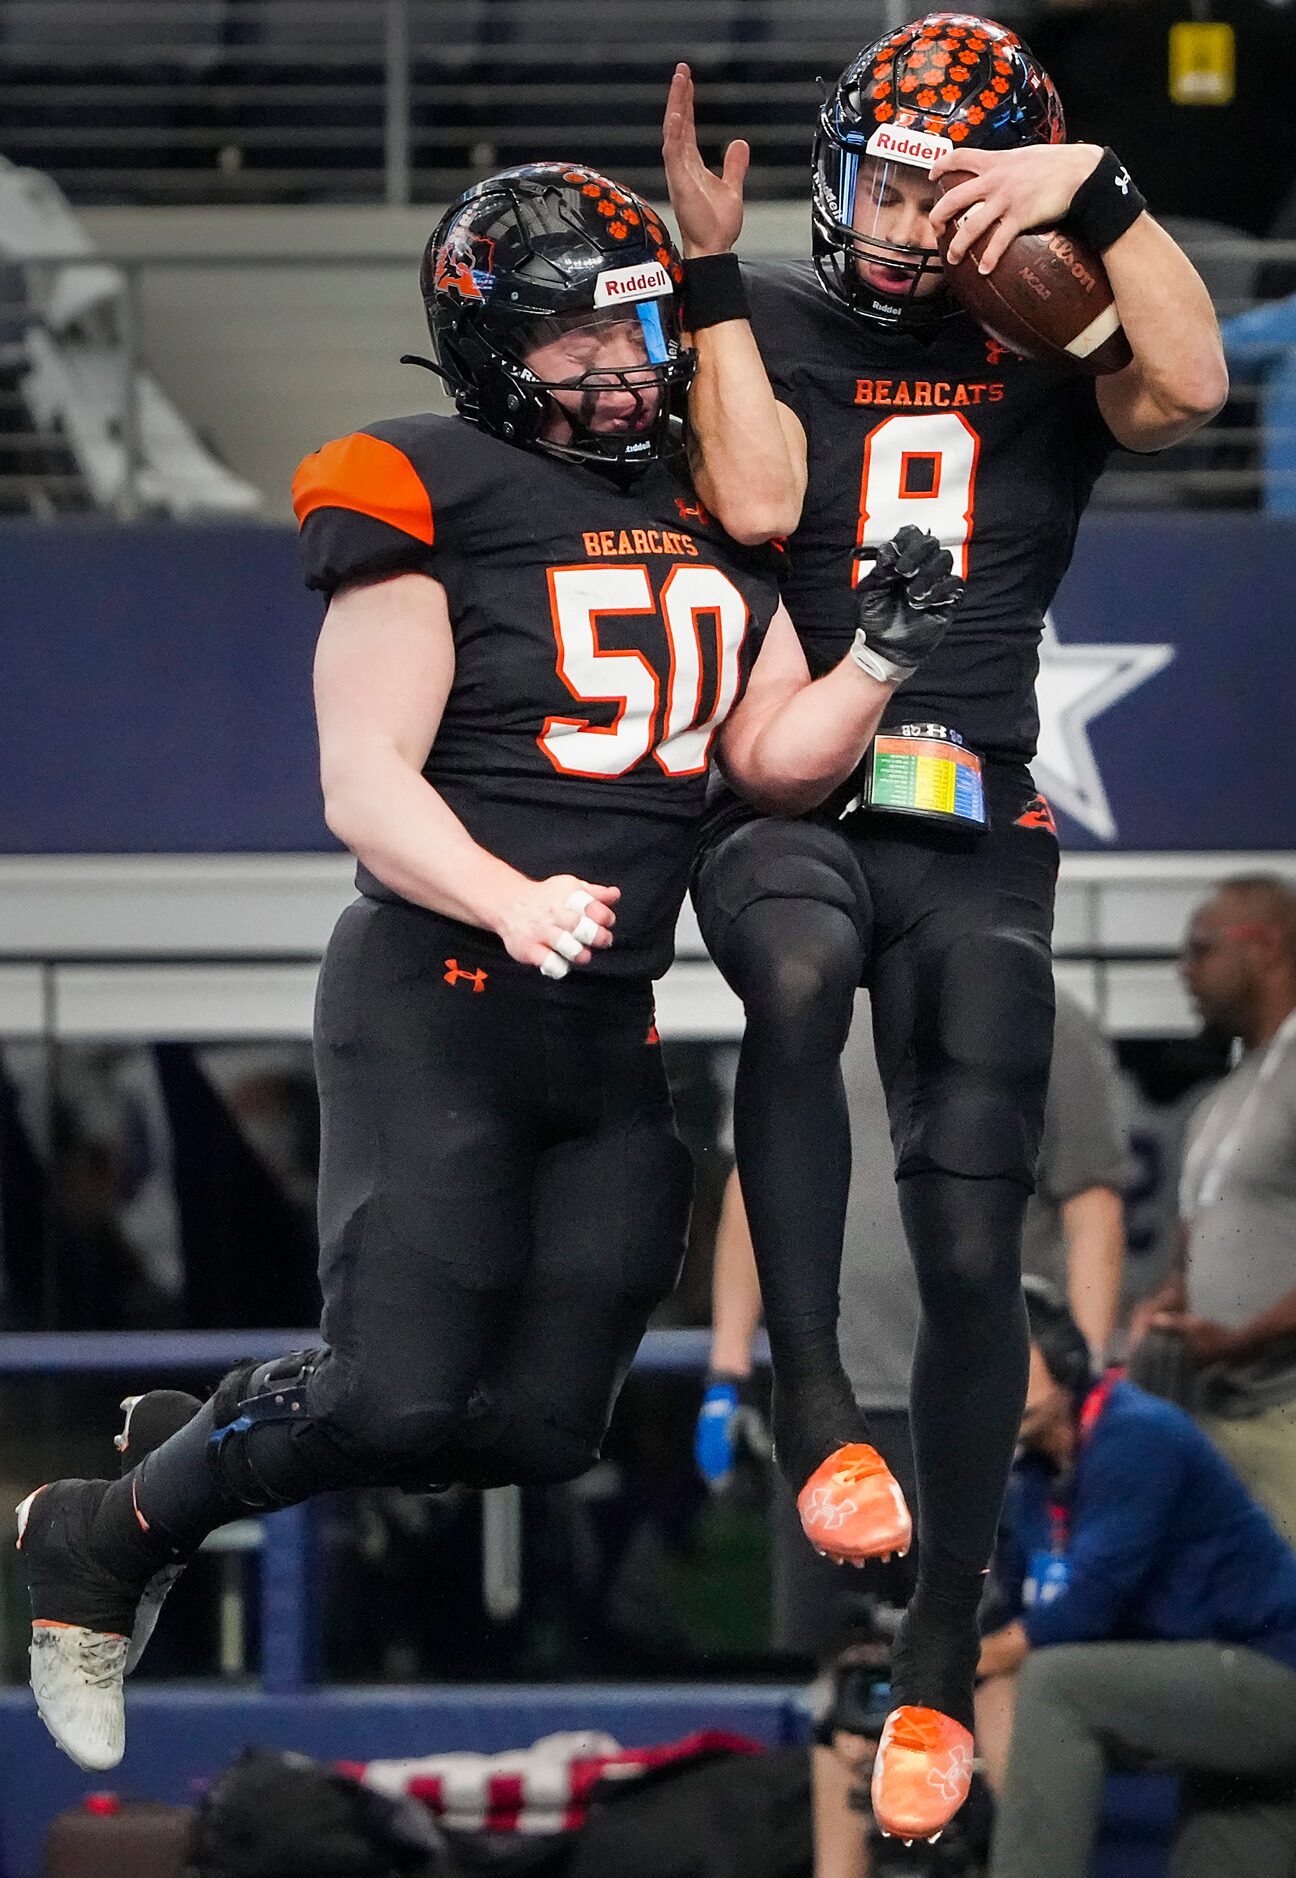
[133,899,692,1552]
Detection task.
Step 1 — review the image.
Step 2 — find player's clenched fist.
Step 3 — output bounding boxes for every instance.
[850,526,964,686]
[494,876,620,978]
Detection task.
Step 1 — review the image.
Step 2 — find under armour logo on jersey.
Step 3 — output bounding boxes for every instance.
[1015,794,1058,835]
[675,496,710,525]
[984,337,1013,366]
[444,959,488,992]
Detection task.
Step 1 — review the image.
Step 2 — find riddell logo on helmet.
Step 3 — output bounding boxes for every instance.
[594,260,673,306]
[865,124,955,170]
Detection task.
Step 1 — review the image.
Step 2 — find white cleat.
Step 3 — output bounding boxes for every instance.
[28,1621,127,1771]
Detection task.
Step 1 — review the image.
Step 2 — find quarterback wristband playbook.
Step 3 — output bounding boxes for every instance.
[1067,149,1146,254]
[681,252,750,331]
[839,723,988,832]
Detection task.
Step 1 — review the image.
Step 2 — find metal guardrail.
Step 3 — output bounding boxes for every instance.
[0,1325,733,1374]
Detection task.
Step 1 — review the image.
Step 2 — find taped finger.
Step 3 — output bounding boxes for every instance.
[553,929,586,963]
[540,952,571,981]
[572,914,601,946]
[565,889,594,916]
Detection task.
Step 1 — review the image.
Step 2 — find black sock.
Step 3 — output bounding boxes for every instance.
[770,1352,876,1494]
[889,1546,986,1733]
[93,1397,240,1568]
[902,1170,1030,1572]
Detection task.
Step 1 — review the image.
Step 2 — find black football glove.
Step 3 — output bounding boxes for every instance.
[850,524,964,684]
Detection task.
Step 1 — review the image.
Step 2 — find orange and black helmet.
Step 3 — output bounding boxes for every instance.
[418,163,693,469]
[813,13,1066,324]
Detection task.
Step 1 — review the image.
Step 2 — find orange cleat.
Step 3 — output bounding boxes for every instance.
[795,1442,912,1564]
[870,1705,975,1844]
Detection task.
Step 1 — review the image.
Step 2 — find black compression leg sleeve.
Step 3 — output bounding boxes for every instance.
[720,896,873,1490]
[901,1168,1031,1573]
[886,1171,1030,1730]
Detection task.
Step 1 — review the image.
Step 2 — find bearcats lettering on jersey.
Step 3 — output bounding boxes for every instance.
[744,260,1115,763]
[293,413,781,979]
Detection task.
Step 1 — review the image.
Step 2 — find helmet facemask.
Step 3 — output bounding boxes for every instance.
[813,126,954,329]
[493,303,694,469]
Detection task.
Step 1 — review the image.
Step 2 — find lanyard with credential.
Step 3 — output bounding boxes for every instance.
[1180,1007,1296,1215]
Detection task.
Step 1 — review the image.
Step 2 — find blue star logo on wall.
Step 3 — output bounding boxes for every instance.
[1031,618,1174,842]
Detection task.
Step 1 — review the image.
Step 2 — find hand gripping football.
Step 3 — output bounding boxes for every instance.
[934,172,1133,376]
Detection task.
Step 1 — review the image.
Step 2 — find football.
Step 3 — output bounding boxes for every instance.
[934,173,1133,376]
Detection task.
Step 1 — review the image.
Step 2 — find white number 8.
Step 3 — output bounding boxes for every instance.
[855,411,980,582]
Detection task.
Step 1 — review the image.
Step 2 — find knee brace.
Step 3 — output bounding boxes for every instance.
[207,1350,332,1508]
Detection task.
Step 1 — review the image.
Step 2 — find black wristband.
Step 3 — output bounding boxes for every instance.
[681,252,750,331]
[1066,148,1146,254]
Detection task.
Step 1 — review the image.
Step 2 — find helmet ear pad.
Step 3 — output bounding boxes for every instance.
[441,319,549,447]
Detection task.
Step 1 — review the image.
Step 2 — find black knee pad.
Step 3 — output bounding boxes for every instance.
[693,818,873,966]
[898,927,1054,1183]
[490,1416,600,1489]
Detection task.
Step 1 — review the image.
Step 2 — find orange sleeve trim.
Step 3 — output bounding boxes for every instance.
[291,432,435,547]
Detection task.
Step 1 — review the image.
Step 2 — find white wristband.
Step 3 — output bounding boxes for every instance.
[850,629,909,686]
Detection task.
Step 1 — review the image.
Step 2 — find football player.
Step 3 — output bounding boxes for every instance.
[16,162,963,1771]
[664,13,1226,1843]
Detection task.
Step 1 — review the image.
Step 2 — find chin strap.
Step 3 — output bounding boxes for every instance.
[400,352,454,386]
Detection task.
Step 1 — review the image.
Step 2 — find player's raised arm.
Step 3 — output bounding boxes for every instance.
[719,529,963,814]
[928,144,1228,452]
[662,62,806,542]
[314,572,617,974]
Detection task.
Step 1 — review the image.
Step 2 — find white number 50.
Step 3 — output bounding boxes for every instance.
[540,562,750,779]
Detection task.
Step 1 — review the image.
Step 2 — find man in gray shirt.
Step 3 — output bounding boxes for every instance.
[1139,874,1296,1543]
[700,982,1129,1651]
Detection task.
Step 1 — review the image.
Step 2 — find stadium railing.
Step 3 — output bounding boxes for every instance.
[0,0,922,206]
[4,240,1296,516]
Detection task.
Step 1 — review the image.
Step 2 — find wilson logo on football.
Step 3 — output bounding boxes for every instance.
[593,260,673,306]
[865,123,955,170]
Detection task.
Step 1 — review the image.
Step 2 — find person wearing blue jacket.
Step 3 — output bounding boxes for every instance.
[1220,294,1296,514]
[979,1278,1296,1878]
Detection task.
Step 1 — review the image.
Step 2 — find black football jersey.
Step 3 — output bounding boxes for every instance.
[745,261,1115,763]
[294,414,780,979]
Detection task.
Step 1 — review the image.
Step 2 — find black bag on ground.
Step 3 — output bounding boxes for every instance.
[187,1749,448,1878]
[566,1745,813,1878]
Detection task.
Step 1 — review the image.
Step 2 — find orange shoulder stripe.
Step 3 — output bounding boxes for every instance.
[291,432,434,546]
